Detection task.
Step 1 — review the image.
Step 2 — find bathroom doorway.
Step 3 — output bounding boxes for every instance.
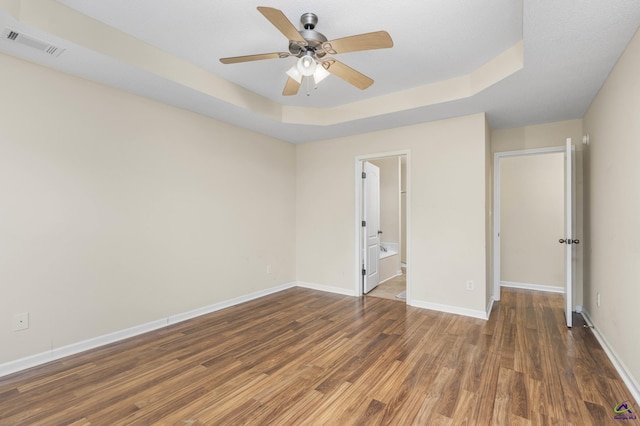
[355,151,410,302]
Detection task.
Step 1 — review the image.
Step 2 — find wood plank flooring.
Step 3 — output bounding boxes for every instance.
[0,287,637,425]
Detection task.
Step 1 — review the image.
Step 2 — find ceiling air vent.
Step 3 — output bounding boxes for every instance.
[2,28,65,57]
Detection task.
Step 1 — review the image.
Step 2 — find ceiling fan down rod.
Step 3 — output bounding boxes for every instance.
[300,13,318,30]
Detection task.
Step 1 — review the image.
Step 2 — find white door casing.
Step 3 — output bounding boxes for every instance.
[363,161,380,293]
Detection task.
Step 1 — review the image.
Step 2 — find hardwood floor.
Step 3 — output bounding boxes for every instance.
[0,287,636,425]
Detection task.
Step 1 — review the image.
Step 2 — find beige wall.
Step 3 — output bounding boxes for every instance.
[492,120,584,152]
[492,119,584,306]
[500,153,564,288]
[583,29,640,393]
[0,53,296,364]
[379,256,400,284]
[296,114,489,314]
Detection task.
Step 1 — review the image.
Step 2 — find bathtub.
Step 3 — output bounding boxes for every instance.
[379,242,399,259]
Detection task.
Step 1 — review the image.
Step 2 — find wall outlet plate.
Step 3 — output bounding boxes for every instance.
[13,312,29,331]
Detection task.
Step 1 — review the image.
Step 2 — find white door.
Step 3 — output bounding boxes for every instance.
[363,161,381,293]
[562,138,574,328]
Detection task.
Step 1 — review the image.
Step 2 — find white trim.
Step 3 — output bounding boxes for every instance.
[493,152,501,301]
[581,310,640,404]
[0,318,169,378]
[296,281,356,297]
[500,281,564,294]
[166,282,296,324]
[409,299,489,320]
[355,157,363,297]
[0,281,297,378]
[354,150,411,302]
[493,146,566,302]
[486,297,496,318]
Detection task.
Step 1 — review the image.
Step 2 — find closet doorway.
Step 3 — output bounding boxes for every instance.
[493,140,577,327]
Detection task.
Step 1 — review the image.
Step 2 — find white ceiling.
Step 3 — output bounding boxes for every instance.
[1,0,639,143]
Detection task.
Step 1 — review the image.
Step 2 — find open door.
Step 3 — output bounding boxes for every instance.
[362,161,381,293]
[562,138,575,328]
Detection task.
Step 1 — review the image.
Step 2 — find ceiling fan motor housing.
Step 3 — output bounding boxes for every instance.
[288,13,327,58]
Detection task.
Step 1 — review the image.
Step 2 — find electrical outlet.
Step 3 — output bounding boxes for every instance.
[596,292,601,307]
[266,265,272,274]
[466,280,474,291]
[13,312,29,331]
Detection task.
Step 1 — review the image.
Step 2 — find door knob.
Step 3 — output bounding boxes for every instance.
[377,230,383,235]
[559,239,580,244]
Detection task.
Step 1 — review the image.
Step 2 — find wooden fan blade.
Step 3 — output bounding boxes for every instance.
[321,31,393,55]
[321,59,374,90]
[283,77,301,96]
[257,6,307,44]
[220,52,290,64]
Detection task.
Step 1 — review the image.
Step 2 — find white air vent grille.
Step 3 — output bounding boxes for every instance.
[2,28,65,57]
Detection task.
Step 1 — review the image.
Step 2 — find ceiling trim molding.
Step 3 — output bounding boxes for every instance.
[5,0,523,128]
[283,41,524,126]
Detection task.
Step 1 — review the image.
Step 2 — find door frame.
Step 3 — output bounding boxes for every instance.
[355,150,411,300]
[492,146,570,301]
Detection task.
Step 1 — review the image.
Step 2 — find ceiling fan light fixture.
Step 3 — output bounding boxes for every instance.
[297,54,317,76]
[286,65,303,83]
[313,65,330,84]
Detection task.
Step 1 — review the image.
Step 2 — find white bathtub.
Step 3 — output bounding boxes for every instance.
[380,242,399,259]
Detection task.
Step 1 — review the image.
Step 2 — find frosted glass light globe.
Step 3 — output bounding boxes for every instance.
[297,55,317,77]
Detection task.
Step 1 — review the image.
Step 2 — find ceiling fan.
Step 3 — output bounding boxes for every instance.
[219,7,393,96]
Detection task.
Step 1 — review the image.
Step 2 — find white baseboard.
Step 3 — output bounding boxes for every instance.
[501,281,564,294]
[409,299,489,320]
[486,297,496,319]
[0,318,171,379]
[0,281,297,378]
[167,282,296,324]
[581,310,640,404]
[296,281,356,297]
